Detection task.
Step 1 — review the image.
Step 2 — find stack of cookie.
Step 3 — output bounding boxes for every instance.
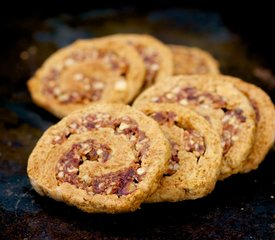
[27,34,275,213]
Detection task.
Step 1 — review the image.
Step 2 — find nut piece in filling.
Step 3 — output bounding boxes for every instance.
[134,103,222,202]
[27,40,145,118]
[133,75,256,179]
[27,103,170,213]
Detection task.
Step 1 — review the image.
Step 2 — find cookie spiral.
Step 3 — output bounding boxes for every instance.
[135,103,222,202]
[27,104,170,213]
[27,39,145,118]
[169,45,220,75]
[134,75,256,179]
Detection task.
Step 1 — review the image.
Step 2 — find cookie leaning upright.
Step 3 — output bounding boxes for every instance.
[169,45,220,75]
[27,39,145,118]
[135,103,222,202]
[27,103,170,213]
[100,34,173,88]
[133,75,256,179]
[224,77,275,173]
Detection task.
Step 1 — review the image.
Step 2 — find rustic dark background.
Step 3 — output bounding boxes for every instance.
[0,2,274,239]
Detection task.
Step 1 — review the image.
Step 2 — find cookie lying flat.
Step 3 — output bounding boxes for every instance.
[224,77,275,173]
[169,45,220,75]
[27,104,170,213]
[27,39,145,118]
[135,103,222,202]
[100,34,173,88]
[133,75,256,179]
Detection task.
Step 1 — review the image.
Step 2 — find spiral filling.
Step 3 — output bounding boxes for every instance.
[42,48,128,103]
[150,111,205,176]
[54,113,150,196]
[221,109,246,155]
[151,87,247,155]
[127,41,159,86]
[152,86,227,109]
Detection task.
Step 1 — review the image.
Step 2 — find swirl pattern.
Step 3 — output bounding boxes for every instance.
[134,75,256,179]
[28,40,145,118]
[135,103,222,202]
[27,104,170,213]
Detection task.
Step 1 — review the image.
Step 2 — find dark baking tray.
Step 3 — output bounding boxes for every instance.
[0,5,274,240]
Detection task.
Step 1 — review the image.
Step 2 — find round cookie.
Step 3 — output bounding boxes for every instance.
[27,39,145,118]
[135,103,222,202]
[99,34,173,88]
[27,103,170,213]
[224,77,275,172]
[169,45,220,75]
[133,75,256,179]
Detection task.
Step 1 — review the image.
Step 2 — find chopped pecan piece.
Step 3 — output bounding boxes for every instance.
[221,108,246,155]
[151,111,177,126]
[182,128,205,156]
[249,98,260,122]
[165,141,180,176]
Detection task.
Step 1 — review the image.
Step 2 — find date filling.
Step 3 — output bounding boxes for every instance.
[151,111,205,176]
[42,48,129,103]
[221,109,246,154]
[54,114,149,196]
[151,86,247,155]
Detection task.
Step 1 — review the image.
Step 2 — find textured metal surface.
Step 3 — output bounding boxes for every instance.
[0,8,274,239]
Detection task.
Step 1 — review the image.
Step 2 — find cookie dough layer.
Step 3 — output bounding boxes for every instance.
[27,104,170,213]
[133,75,256,179]
[135,103,222,202]
[28,39,145,118]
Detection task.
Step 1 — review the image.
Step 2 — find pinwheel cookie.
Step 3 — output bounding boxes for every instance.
[135,103,222,202]
[100,34,173,88]
[224,77,275,173]
[169,45,220,75]
[133,75,256,179]
[27,104,170,213]
[27,39,145,118]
